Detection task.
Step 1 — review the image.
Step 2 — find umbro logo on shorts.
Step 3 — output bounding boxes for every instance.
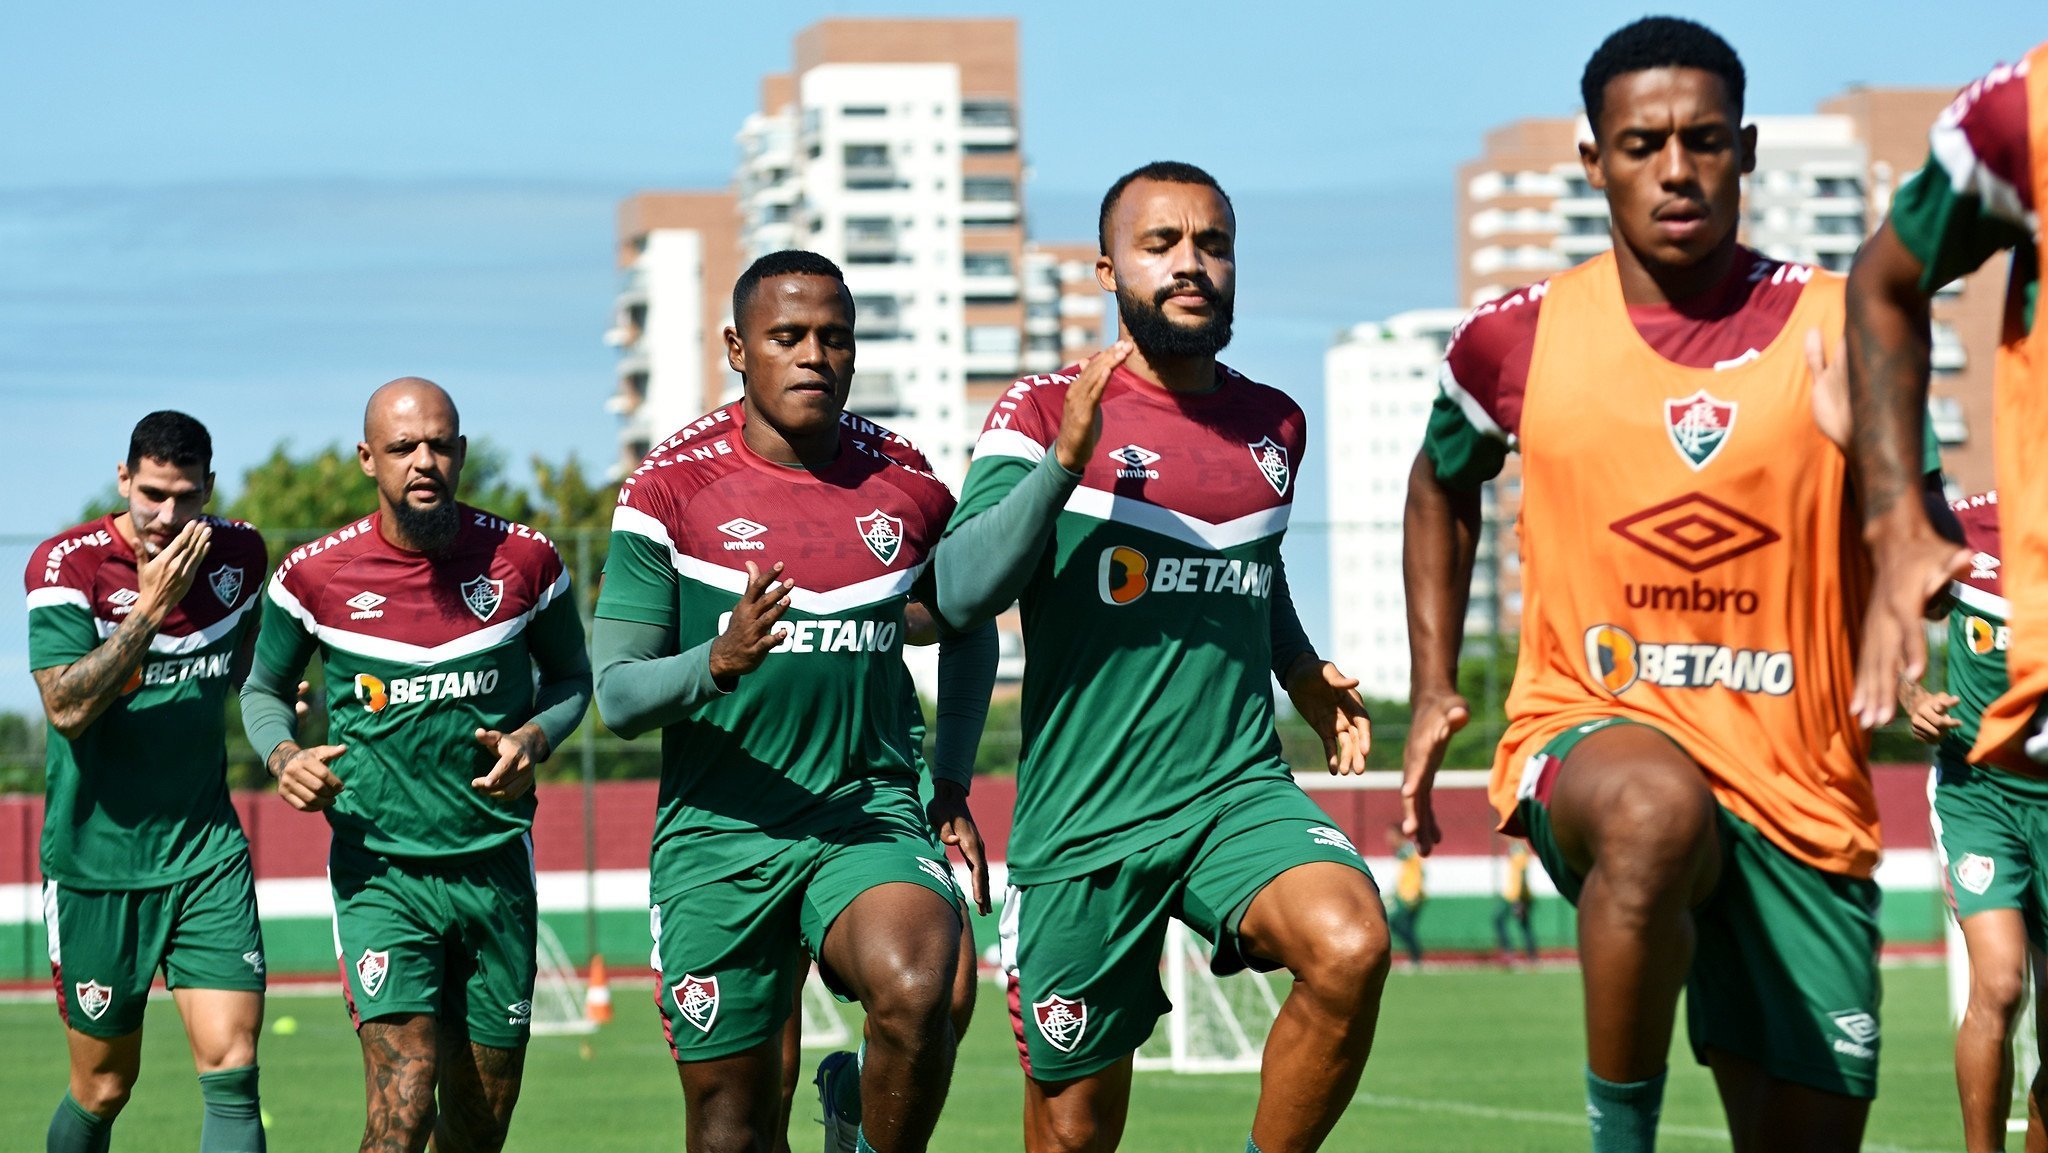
[243,950,265,975]
[75,980,112,1021]
[1308,826,1359,855]
[916,857,956,894]
[357,949,390,998]
[507,999,532,1026]
[1033,994,1088,1053]
[1829,1010,1877,1061]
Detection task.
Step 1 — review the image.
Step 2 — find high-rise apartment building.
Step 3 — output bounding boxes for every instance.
[606,192,741,469]
[1324,310,1495,700]
[607,18,1107,485]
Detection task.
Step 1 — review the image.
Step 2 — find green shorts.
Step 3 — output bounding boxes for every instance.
[43,851,266,1039]
[650,807,961,1062]
[1518,717,1882,1098]
[1931,752,2048,949]
[1002,778,1374,1081]
[330,837,538,1050]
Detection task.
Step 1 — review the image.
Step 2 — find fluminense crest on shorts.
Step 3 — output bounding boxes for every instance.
[672,974,720,1033]
[1956,853,1997,896]
[1664,390,1737,471]
[75,980,112,1021]
[855,510,904,566]
[1032,993,1088,1053]
[209,565,245,606]
[1247,436,1291,496]
[461,574,505,622]
[357,949,390,998]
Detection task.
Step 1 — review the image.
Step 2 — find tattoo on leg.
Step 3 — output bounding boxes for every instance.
[358,1019,439,1153]
[434,1040,526,1153]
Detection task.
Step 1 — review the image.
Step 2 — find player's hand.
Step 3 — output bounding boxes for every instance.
[903,599,939,647]
[1284,655,1372,775]
[708,561,795,687]
[135,519,213,620]
[274,741,346,812]
[926,780,990,915]
[293,680,313,726]
[1400,689,1469,856]
[1052,341,1132,473]
[1855,511,1970,728]
[472,725,545,801]
[1899,680,1964,744]
[1806,330,1851,451]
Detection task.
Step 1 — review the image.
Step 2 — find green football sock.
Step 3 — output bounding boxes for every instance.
[1585,1066,1665,1153]
[198,1065,265,1153]
[855,1129,877,1153]
[1245,1138,1265,1153]
[47,1093,112,1153]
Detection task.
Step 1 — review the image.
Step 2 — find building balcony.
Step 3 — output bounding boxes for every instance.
[1059,295,1106,318]
[615,271,649,311]
[1022,349,1062,373]
[844,232,899,262]
[1025,315,1060,336]
[963,272,1020,299]
[960,198,1020,223]
[845,371,902,416]
[1554,232,1612,258]
[1931,331,1967,372]
[615,349,650,380]
[965,348,1021,376]
[960,123,1019,150]
[843,161,898,190]
[1929,396,1969,444]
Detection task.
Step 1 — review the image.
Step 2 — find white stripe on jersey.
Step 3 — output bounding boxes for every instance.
[1061,487,1290,552]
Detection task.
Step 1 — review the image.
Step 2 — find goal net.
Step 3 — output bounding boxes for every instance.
[1134,769,1516,1074]
[530,920,598,1036]
[800,964,854,1049]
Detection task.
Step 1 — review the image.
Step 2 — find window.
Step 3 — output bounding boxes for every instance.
[842,104,886,118]
[963,252,1014,277]
[967,326,1021,354]
[961,101,1015,128]
[962,177,1017,203]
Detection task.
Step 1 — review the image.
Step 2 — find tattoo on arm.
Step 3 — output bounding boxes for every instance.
[33,611,163,737]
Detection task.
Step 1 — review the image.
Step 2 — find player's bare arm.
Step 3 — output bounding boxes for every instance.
[1847,220,1972,726]
[32,519,212,738]
[1052,341,1133,472]
[708,560,794,689]
[1282,651,1372,775]
[1400,450,1481,854]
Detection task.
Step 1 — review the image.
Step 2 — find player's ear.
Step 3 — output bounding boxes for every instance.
[1739,122,1758,176]
[202,471,216,507]
[357,441,374,478]
[115,461,132,497]
[453,435,467,468]
[1094,253,1116,295]
[1577,138,1607,191]
[724,325,746,374]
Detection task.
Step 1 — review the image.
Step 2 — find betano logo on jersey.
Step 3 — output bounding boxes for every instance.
[717,612,899,655]
[353,670,499,712]
[1966,616,2011,655]
[1584,624,1794,697]
[1664,390,1738,470]
[1096,546,1273,606]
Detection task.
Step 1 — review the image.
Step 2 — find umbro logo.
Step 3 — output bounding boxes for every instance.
[347,591,387,620]
[108,588,140,616]
[1972,552,2001,581]
[1108,444,1160,479]
[718,518,768,552]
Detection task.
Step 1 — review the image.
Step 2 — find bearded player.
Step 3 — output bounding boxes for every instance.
[240,379,592,1153]
[29,411,270,1153]
[931,161,1387,1153]
[1405,19,1887,1152]
[592,250,996,1153]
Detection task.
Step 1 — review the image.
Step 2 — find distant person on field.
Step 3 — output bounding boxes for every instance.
[1495,840,1538,964]
[1387,824,1426,968]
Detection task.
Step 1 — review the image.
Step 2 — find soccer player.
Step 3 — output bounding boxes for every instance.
[1849,45,2047,774]
[28,411,270,1153]
[1404,19,1882,1152]
[1494,841,1538,965]
[592,250,997,1153]
[1897,490,2048,1150]
[239,378,592,1153]
[931,160,1387,1153]
[1385,826,1426,969]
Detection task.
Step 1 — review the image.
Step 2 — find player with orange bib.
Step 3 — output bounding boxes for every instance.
[1405,19,1882,1153]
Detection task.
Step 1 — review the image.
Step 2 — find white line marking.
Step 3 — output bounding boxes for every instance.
[1349,1091,1944,1153]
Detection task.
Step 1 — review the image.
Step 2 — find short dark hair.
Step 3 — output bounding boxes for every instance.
[1581,17,1745,137]
[126,410,212,472]
[731,250,850,333]
[1097,161,1233,252]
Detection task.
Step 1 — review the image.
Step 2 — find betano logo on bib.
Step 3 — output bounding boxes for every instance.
[1095,546,1273,606]
[1583,624,1793,697]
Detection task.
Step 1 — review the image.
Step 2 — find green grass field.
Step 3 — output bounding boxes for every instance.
[0,962,1980,1152]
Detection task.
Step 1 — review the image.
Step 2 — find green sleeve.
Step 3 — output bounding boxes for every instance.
[1268,554,1315,682]
[1423,392,1509,492]
[1890,153,2033,293]
[930,620,997,790]
[26,600,97,670]
[241,592,318,759]
[933,452,1082,629]
[593,529,679,628]
[590,616,727,739]
[524,593,592,753]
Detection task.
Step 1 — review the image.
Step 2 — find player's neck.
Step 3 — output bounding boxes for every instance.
[109,511,139,553]
[1122,347,1220,394]
[740,404,839,469]
[1614,232,1744,308]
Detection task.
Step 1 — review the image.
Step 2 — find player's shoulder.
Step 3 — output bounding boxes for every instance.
[1940,51,2034,143]
[272,513,380,585]
[1215,363,1307,447]
[979,367,1077,437]
[25,516,120,595]
[1445,279,1551,377]
[616,404,750,516]
[839,410,939,474]
[1951,489,2002,555]
[199,514,268,565]
[460,505,563,570]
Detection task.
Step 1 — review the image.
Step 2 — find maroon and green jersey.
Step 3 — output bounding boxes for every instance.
[1942,491,2011,762]
[950,363,1304,885]
[250,507,572,859]
[1888,54,2038,329]
[595,403,957,900]
[26,515,266,889]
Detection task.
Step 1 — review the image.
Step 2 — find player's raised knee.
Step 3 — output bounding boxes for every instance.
[861,957,954,1036]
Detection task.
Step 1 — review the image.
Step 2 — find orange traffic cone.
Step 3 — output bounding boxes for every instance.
[585,955,614,1024]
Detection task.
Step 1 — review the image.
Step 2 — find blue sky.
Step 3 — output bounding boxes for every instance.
[1,3,2037,709]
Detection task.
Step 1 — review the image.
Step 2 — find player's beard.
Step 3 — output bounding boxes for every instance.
[1116,278,1233,358]
[391,498,460,554]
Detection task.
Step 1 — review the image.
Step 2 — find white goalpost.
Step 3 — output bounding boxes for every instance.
[800,964,854,1049]
[530,920,598,1036]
